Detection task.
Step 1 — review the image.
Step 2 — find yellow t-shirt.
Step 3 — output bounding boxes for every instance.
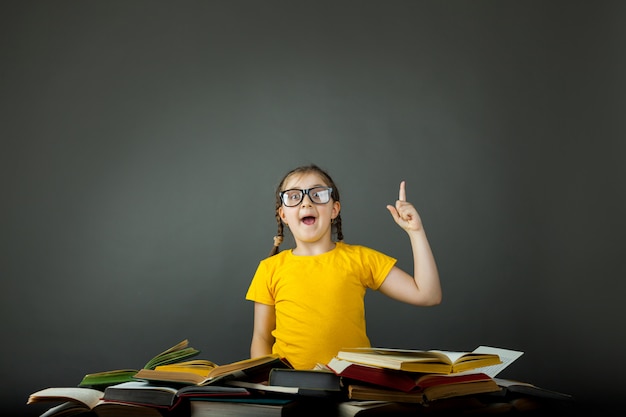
[245,241,396,369]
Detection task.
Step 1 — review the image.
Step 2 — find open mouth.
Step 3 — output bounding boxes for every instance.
[301,216,316,225]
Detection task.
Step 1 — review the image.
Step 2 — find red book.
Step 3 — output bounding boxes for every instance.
[327,357,419,392]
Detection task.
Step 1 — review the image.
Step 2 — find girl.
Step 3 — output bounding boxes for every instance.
[246,164,441,369]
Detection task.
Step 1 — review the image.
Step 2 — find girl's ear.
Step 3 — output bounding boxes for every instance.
[278,206,287,224]
[331,201,341,220]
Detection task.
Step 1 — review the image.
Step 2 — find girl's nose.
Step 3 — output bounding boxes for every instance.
[301,193,314,206]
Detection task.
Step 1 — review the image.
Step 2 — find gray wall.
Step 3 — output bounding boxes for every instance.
[2,1,625,415]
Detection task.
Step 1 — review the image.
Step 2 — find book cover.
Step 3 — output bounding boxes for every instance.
[79,369,142,389]
[327,357,421,392]
[176,384,250,399]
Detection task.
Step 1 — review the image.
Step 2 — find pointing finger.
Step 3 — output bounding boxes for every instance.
[399,181,407,202]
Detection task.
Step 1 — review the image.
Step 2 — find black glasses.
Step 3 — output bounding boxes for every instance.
[280,187,333,207]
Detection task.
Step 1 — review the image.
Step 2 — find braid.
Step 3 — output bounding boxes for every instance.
[269,195,284,256]
[334,214,344,241]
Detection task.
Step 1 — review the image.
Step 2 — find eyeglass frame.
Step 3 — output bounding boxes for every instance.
[279,186,334,207]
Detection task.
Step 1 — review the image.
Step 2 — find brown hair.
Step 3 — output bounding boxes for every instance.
[270,164,343,256]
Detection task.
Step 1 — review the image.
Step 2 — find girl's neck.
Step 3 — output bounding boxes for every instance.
[292,239,337,256]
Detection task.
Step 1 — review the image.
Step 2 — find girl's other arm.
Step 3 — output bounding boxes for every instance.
[250,302,276,358]
[379,181,442,306]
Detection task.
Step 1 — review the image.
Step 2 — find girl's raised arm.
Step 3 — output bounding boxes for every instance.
[379,181,442,306]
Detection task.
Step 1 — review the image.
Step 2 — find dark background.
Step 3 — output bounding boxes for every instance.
[2,1,625,415]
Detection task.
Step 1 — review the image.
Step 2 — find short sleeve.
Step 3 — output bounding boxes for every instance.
[245,260,275,306]
[361,246,396,290]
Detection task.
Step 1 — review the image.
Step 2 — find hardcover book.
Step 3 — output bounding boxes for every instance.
[268,368,342,392]
[226,368,343,398]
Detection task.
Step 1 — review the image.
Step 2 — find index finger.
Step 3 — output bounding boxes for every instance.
[399,180,407,202]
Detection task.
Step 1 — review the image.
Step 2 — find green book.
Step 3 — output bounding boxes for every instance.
[78,369,139,388]
[78,339,200,388]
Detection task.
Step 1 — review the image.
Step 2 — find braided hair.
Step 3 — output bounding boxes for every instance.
[270,164,343,256]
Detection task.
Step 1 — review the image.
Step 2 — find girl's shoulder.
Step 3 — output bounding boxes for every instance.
[258,248,292,266]
[335,241,394,263]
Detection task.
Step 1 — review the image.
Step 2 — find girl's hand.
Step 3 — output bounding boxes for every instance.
[386,181,424,232]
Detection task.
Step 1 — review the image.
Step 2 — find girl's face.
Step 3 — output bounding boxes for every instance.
[278,172,341,247]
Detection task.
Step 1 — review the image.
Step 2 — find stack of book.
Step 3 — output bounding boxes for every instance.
[325,346,573,415]
[27,341,573,417]
[327,346,504,402]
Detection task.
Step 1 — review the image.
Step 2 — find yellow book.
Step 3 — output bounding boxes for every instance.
[154,359,218,377]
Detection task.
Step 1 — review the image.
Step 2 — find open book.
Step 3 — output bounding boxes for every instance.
[336,347,501,374]
[27,387,163,417]
[79,339,201,388]
[133,353,291,386]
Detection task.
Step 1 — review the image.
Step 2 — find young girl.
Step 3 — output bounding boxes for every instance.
[246,164,441,369]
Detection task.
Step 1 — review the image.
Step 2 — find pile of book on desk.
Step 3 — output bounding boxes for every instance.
[27,339,574,416]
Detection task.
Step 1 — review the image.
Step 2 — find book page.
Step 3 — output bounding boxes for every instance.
[427,350,470,363]
[468,346,524,378]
